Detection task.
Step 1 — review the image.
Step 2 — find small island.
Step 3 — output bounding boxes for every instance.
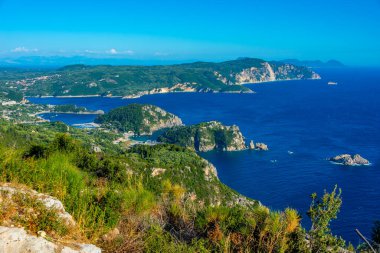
[329,154,370,166]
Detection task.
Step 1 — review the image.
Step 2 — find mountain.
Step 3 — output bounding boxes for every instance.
[0,58,320,97]
[280,59,345,68]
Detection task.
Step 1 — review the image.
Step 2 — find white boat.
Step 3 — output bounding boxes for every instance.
[328,81,338,85]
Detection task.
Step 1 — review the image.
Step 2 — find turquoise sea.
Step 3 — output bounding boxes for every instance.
[29,67,380,244]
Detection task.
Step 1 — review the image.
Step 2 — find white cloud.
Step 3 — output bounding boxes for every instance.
[107,48,118,55]
[11,47,39,53]
[106,48,134,55]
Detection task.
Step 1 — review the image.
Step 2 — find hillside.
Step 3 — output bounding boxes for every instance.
[0,58,320,97]
[0,119,353,252]
[157,121,247,152]
[95,104,182,135]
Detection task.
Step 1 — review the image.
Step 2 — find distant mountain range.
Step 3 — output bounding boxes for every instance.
[0,56,344,68]
[0,56,191,68]
[280,59,345,68]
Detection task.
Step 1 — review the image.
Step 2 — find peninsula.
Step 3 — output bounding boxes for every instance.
[0,58,320,98]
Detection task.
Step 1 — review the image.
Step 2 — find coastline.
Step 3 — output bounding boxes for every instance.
[33,110,103,117]
[26,77,321,100]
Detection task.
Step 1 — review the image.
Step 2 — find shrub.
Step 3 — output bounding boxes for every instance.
[307,185,346,252]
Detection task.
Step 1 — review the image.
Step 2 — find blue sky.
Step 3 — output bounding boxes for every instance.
[0,0,380,65]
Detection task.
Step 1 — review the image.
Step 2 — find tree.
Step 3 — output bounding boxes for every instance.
[371,220,380,248]
[307,185,346,252]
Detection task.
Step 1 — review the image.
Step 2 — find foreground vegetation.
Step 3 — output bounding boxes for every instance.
[0,120,365,252]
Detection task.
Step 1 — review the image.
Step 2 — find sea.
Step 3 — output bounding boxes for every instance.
[29,67,380,244]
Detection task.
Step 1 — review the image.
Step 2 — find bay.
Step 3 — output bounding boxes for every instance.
[29,67,380,243]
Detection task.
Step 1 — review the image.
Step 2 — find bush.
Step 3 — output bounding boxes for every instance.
[307,185,346,252]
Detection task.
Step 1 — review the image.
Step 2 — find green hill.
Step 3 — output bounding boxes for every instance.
[95,104,182,135]
[0,58,320,97]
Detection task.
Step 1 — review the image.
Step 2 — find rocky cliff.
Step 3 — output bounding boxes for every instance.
[142,105,183,134]
[157,121,247,152]
[216,61,320,85]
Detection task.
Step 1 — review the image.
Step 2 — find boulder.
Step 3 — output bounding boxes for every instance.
[0,184,75,226]
[249,140,255,150]
[0,226,101,253]
[329,154,370,166]
[151,168,166,177]
[255,143,268,151]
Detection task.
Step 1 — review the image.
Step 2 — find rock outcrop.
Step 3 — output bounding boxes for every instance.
[0,184,75,226]
[143,105,183,134]
[248,140,269,151]
[151,167,166,177]
[329,154,370,166]
[255,143,269,151]
[157,121,247,152]
[0,184,101,253]
[249,140,255,150]
[0,226,101,253]
[202,158,218,181]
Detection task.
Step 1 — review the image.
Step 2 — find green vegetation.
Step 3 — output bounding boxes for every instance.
[307,186,346,252]
[4,90,24,102]
[358,220,380,252]
[52,104,89,113]
[372,221,380,247]
[0,189,71,237]
[95,103,181,134]
[0,58,318,97]
[157,121,245,151]
[0,119,353,252]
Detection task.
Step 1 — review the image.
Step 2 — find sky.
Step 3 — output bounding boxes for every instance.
[0,0,380,66]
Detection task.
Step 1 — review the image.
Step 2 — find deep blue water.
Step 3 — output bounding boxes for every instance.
[29,68,380,244]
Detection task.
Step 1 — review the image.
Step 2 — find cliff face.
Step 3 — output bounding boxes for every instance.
[157,121,247,152]
[141,105,183,134]
[218,62,321,85]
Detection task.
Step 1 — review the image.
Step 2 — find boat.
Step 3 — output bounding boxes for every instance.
[328,81,338,85]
